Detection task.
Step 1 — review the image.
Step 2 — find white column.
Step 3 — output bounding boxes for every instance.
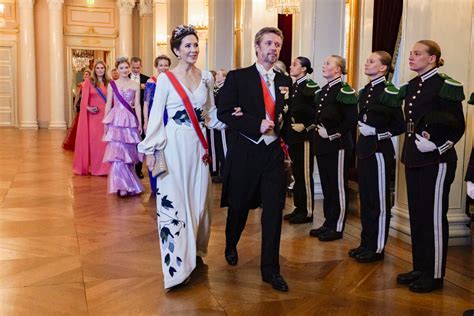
[18,0,38,129]
[391,0,473,246]
[47,0,66,129]
[153,0,168,57]
[117,0,135,59]
[167,0,186,66]
[139,0,153,75]
[208,0,233,71]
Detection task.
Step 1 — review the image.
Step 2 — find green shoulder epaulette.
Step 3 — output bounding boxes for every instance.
[438,73,465,102]
[379,81,402,108]
[336,82,358,105]
[303,79,321,96]
[397,82,408,100]
[467,92,474,105]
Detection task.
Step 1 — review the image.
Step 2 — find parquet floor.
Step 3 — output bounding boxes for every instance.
[0,128,472,315]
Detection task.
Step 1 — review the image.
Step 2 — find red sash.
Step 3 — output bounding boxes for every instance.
[165,71,211,165]
[259,76,290,161]
[152,76,157,83]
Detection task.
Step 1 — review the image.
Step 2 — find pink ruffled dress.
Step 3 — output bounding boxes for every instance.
[102,87,144,195]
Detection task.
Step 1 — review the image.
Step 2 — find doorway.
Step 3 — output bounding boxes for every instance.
[66,48,113,127]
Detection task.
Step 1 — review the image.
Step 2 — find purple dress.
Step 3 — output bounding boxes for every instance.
[102,88,144,195]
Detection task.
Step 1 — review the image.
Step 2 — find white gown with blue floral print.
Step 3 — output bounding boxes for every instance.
[138,70,223,289]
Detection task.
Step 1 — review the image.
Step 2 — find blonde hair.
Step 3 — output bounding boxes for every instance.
[91,60,110,88]
[115,56,130,68]
[254,27,284,46]
[373,51,394,74]
[217,69,228,78]
[330,55,347,75]
[416,40,444,67]
[273,60,288,76]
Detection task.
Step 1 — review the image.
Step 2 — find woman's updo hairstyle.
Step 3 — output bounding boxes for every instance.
[296,56,313,74]
[170,25,199,57]
[373,50,394,74]
[115,56,130,68]
[330,55,347,75]
[417,40,444,67]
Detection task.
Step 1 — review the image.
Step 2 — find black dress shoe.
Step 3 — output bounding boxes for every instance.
[309,226,328,237]
[396,270,422,285]
[318,229,343,242]
[355,250,384,263]
[348,245,366,258]
[262,274,289,292]
[409,275,444,293]
[224,248,238,266]
[289,213,313,224]
[283,208,299,221]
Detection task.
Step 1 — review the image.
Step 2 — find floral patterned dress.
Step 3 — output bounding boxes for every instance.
[138,71,223,288]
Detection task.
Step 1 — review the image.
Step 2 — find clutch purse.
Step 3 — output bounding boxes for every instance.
[151,150,168,177]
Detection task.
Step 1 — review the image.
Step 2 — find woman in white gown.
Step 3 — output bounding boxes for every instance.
[138,25,231,289]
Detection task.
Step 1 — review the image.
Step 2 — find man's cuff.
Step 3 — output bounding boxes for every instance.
[377,131,392,141]
[437,141,454,155]
[329,133,341,141]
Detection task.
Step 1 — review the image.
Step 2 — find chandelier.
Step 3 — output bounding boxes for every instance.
[72,49,94,72]
[266,0,300,16]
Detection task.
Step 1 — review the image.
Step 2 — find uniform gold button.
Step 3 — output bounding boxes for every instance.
[318,110,321,113]
[324,93,328,96]
[417,90,421,94]
[409,103,413,106]
[366,101,369,104]
[409,118,413,122]
[409,110,412,114]
[321,98,324,101]
[412,96,416,99]
[408,133,412,137]
[419,83,422,87]
[368,94,371,97]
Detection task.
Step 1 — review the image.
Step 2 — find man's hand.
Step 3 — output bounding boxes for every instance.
[260,119,275,134]
[291,123,305,133]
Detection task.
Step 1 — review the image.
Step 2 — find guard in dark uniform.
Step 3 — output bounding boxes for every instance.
[309,55,358,241]
[207,77,229,182]
[282,57,318,224]
[396,40,465,293]
[349,52,405,263]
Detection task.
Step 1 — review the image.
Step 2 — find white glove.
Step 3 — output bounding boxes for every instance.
[317,124,328,139]
[467,181,474,199]
[358,121,376,136]
[415,134,437,153]
[291,123,305,133]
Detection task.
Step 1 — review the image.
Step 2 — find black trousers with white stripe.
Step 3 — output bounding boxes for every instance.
[405,162,456,279]
[316,148,351,232]
[206,128,228,176]
[358,153,394,253]
[289,141,314,217]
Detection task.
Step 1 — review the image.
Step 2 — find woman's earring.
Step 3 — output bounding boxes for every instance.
[177,55,181,60]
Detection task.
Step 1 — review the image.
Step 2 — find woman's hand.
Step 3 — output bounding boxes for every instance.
[87,106,99,114]
[232,107,243,116]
